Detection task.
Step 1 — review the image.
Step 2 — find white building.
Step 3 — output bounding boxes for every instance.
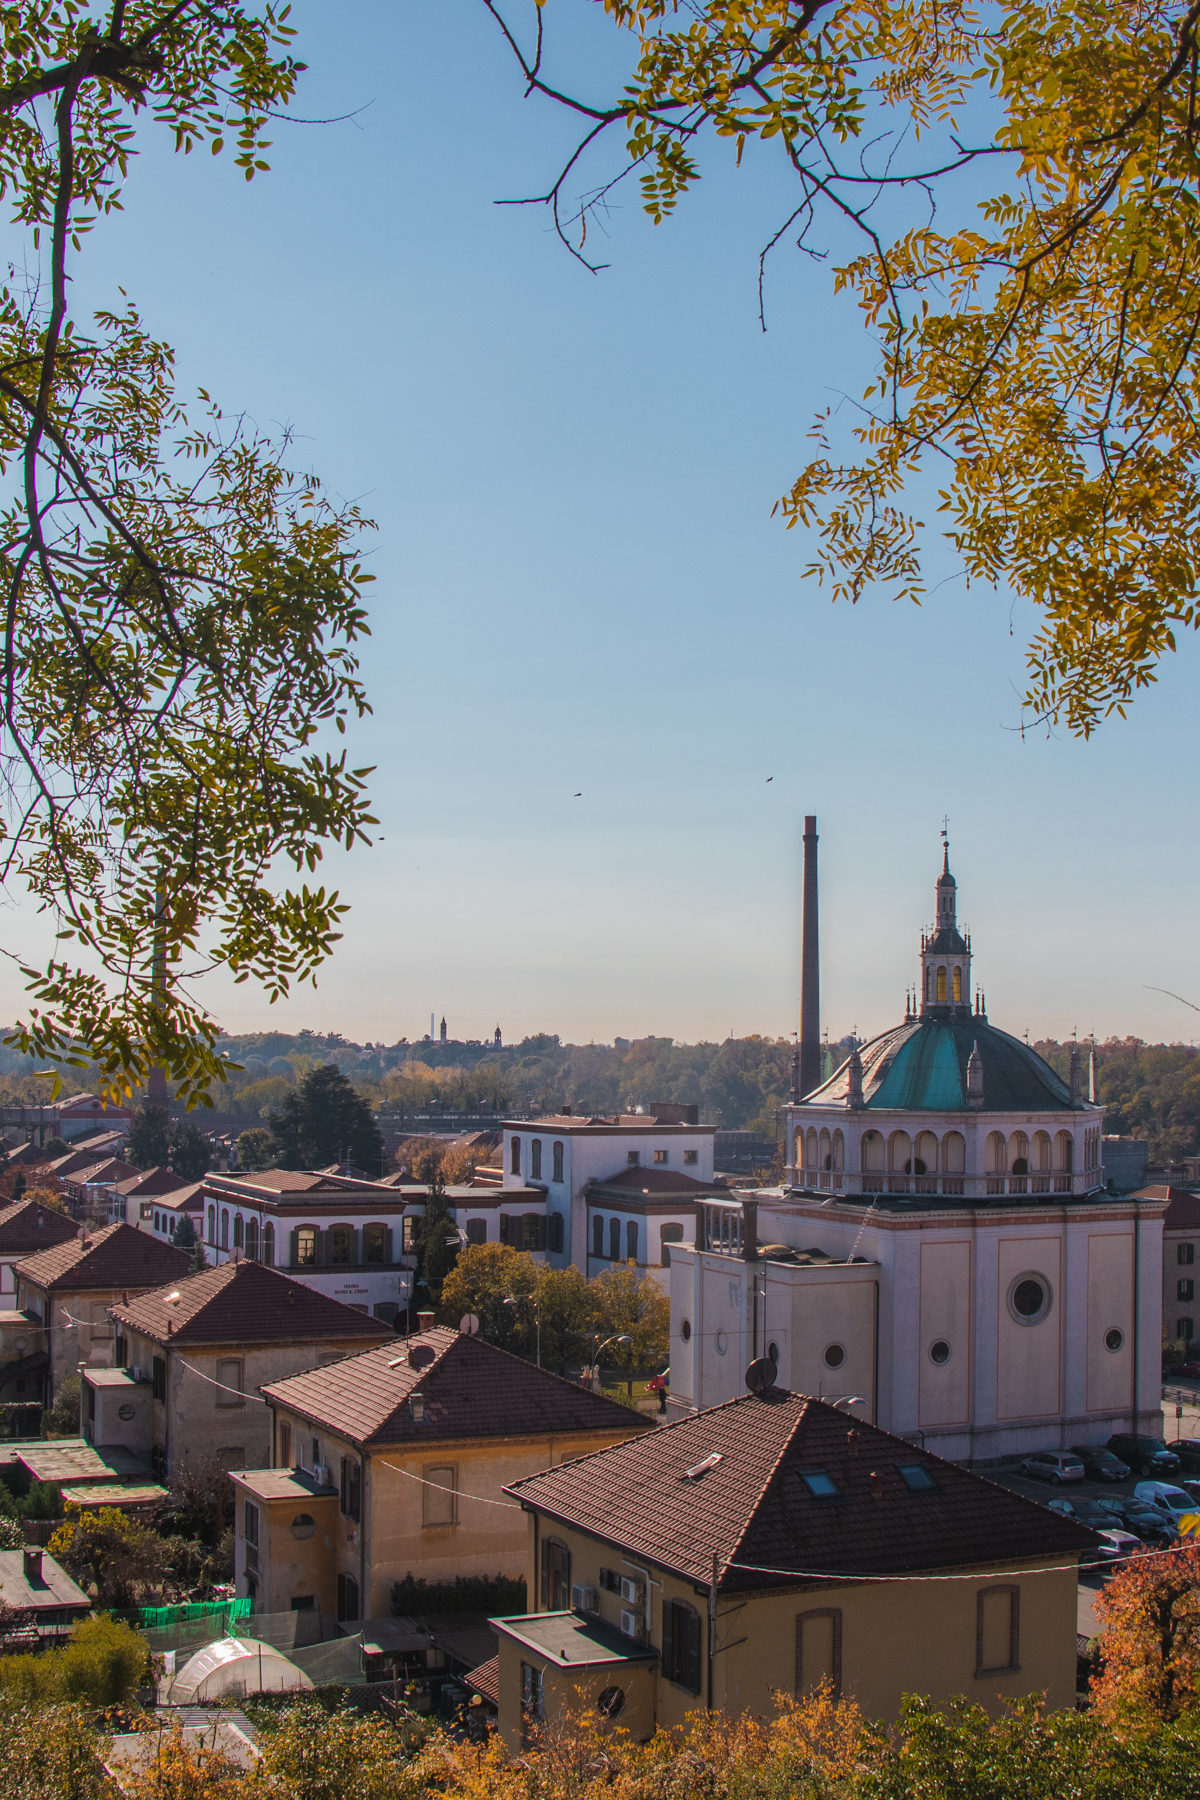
[669,843,1166,1460]
[499,1111,721,1280]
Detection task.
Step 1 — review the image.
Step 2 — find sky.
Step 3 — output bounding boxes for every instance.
[2,0,1198,1053]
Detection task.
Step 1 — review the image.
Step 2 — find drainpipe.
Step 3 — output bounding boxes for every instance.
[707,1550,718,1711]
[1133,1200,1141,1431]
[742,1200,759,1366]
[359,1453,367,1627]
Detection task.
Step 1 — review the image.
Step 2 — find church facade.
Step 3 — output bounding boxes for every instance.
[668,844,1166,1460]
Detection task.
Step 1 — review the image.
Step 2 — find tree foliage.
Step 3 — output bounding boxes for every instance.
[127,1104,210,1178]
[48,1501,172,1607]
[268,1062,383,1175]
[486,0,1200,733]
[0,1614,149,1710]
[0,4,375,1107]
[1091,1542,1200,1721]
[237,1125,277,1171]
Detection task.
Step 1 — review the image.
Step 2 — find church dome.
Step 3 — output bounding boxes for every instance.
[803,1017,1073,1114]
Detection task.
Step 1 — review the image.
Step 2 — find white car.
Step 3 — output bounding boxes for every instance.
[1132,1481,1198,1526]
[1093,1527,1142,1562]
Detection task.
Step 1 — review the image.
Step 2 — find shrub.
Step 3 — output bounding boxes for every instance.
[390,1572,526,1616]
[0,1615,149,1710]
[42,1375,80,1437]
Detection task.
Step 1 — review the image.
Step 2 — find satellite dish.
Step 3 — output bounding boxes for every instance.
[459,1313,480,1336]
[745,1357,776,1395]
[409,1344,435,1370]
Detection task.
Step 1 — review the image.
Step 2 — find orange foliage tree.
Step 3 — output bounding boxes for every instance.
[1091,1543,1200,1720]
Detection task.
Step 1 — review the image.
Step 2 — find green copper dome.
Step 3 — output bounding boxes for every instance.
[805,1018,1074,1114]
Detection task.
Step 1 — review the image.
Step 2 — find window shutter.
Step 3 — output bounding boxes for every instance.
[500,1215,510,1246]
[540,1535,549,1608]
[383,1226,393,1264]
[340,1456,348,1512]
[314,1228,326,1266]
[349,1227,360,1265]
[289,1228,299,1268]
[685,1607,702,1692]
[662,1601,675,1681]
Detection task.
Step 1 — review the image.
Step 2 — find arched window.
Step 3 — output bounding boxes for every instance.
[819,1127,831,1170]
[1009,1131,1029,1175]
[296,1226,316,1266]
[207,1204,215,1245]
[531,1139,542,1180]
[328,1225,352,1265]
[626,1221,639,1262]
[609,1218,621,1261]
[889,1130,912,1173]
[1053,1130,1074,1172]
[262,1222,275,1266]
[793,1131,804,1168]
[914,1130,938,1174]
[245,1218,259,1261]
[985,1132,1007,1174]
[154,1211,161,1232]
[861,1130,885,1172]
[364,1223,386,1263]
[511,1136,521,1176]
[552,1142,564,1183]
[806,1128,819,1169]
[924,967,932,1001]
[593,1215,604,1258]
[1033,1131,1051,1173]
[220,1209,229,1250]
[953,966,962,1002]
[233,1214,244,1250]
[942,1131,966,1174]
[936,966,947,1002]
[831,1130,844,1172]
[661,1223,684,1268]
[466,1217,487,1245]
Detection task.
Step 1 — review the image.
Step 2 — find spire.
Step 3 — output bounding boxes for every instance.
[1088,1040,1097,1104]
[1069,1039,1082,1105]
[919,828,971,1020]
[966,1041,984,1109]
[846,1045,864,1109]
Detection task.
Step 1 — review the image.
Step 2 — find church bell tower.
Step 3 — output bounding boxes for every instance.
[919,833,973,1021]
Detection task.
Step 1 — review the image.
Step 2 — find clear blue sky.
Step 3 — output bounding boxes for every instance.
[4,1,1197,1051]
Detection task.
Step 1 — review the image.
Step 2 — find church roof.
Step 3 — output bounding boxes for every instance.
[799,1019,1075,1114]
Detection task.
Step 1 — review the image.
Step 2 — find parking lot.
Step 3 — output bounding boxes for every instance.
[974,1384,1200,1636]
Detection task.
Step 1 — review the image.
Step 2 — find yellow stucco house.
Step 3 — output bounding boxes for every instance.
[489,1383,1096,1744]
[233,1326,650,1624]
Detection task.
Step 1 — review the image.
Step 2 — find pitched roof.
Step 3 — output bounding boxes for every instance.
[799,1019,1075,1115]
[506,1388,1096,1592]
[586,1168,723,1199]
[113,1167,197,1198]
[63,1158,140,1188]
[0,1196,78,1256]
[108,1259,394,1348]
[1136,1185,1200,1228]
[263,1327,652,1449]
[16,1221,192,1291]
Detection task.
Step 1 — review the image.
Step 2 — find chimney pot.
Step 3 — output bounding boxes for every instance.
[869,1471,883,1502]
[847,1429,860,1458]
[23,1548,43,1583]
[417,1310,435,1332]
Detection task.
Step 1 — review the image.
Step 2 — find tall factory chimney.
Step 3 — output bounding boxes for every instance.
[799,815,821,1099]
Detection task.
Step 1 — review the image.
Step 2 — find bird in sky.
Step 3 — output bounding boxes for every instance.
[766,776,773,782]
[574,792,582,797]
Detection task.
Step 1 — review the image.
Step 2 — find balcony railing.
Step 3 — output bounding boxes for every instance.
[792,1168,1099,1201]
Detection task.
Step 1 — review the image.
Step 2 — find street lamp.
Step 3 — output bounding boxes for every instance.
[586,1332,631,1392]
[504,1292,541,1369]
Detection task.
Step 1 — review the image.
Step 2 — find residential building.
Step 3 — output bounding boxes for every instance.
[0,1195,77,1301]
[492,1383,1093,1744]
[0,1547,90,1643]
[0,1301,46,1408]
[15,1222,192,1401]
[499,1109,717,1275]
[0,1092,130,1149]
[233,1326,650,1622]
[670,843,1166,1460]
[100,1260,392,1476]
[581,1166,726,1287]
[1140,1185,1200,1349]
[201,1170,419,1319]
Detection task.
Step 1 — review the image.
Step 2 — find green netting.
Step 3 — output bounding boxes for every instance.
[137,1598,252,1631]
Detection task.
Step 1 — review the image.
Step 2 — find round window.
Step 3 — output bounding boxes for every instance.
[1008,1273,1052,1325]
[597,1685,625,1719]
[1105,1327,1124,1352]
[715,1329,728,1355]
[680,1319,691,1342]
[767,1341,779,1365]
[291,1513,316,1540]
[823,1343,845,1369]
[118,1402,136,1421]
[13,1336,26,1356]
[929,1340,951,1365]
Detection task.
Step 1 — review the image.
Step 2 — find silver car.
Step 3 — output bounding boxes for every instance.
[1019,1450,1085,1485]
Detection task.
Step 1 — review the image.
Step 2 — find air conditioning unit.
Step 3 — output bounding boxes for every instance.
[620,1610,646,1641]
[314,1464,332,1487]
[620,1577,645,1605]
[572,1584,599,1614]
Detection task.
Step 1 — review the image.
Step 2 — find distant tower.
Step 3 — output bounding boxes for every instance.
[919,832,972,1019]
[798,816,821,1097]
[494,1024,502,1047]
[440,1017,448,1045]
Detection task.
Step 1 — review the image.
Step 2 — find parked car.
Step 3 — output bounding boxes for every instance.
[1133,1481,1198,1527]
[1169,1438,1200,1473]
[1097,1496,1175,1545]
[1019,1450,1086,1485]
[1047,1496,1122,1530]
[1070,1444,1130,1482]
[1093,1527,1143,1563]
[1106,1433,1182,1477]
[1176,1478,1200,1507]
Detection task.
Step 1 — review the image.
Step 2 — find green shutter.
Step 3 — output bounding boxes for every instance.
[289,1228,299,1269]
[685,1607,702,1693]
[314,1228,326,1266]
[383,1226,393,1265]
[662,1600,674,1682]
[349,1226,359,1265]
[540,1536,549,1609]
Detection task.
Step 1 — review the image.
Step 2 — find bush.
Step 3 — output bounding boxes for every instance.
[8,1704,112,1798]
[42,1375,80,1437]
[390,1572,526,1617]
[0,1615,149,1710]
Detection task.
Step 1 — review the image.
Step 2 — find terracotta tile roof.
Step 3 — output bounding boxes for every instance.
[506,1389,1097,1592]
[64,1158,140,1188]
[586,1168,722,1198]
[113,1167,197,1198]
[16,1222,192,1292]
[109,1259,394,1348]
[263,1327,653,1450]
[0,1197,78,1255]
[1137,1185,1200,1228]
[465,1657,500,1706]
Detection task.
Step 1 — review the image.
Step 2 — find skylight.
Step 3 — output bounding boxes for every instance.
[897,1463,936,1491]
[799,1469,841,1499]
[681,1453,723,1481]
